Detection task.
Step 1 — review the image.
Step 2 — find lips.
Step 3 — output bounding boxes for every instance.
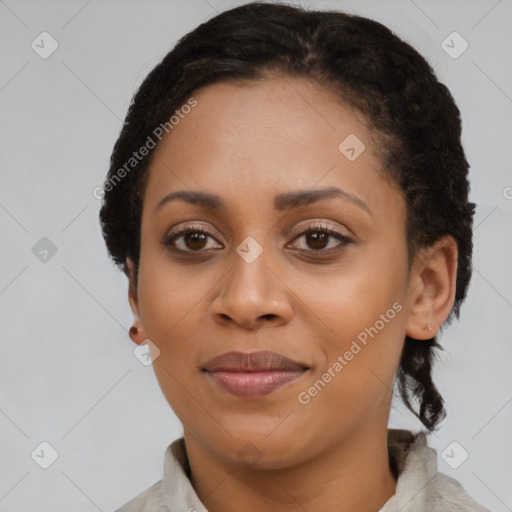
[203,351,308,372]
[202,351,309,398]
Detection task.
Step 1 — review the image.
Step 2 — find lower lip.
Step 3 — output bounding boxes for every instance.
[206,370,306,398]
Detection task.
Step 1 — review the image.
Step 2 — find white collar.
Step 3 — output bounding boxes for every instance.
[117,429,490,511]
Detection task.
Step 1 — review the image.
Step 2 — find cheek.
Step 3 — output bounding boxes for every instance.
[289,253,407,344]
[296,308,405,432]
[289,255,407,406]
[138,259,202,335]
[137,262,207,393]
[137,264,204,413]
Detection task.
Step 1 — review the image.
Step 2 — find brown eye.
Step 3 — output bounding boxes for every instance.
[289,223,353,255]
[164,227,223,253]
[183,232,208,250]
[305,232,329,250]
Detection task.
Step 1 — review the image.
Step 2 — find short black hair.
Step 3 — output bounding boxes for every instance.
[99,2,475,431]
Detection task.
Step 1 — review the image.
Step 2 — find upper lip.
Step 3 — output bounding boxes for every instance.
[202,351,309,372]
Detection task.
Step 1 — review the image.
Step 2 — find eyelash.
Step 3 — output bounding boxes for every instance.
[162,222,353,258]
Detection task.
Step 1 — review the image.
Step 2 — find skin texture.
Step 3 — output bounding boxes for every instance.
[125,75,458,512]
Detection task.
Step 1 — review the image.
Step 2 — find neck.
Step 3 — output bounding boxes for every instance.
[184,423,397,512]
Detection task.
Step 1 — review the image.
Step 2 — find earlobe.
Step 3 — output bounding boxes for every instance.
[405,236,458,340]
[128,322,147,345]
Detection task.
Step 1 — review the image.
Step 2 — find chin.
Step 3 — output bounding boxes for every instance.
[199,428,314,470]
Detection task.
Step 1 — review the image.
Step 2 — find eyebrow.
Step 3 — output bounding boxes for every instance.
[154,186,371,216]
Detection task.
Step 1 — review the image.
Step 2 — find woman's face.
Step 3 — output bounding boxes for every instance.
[129,76,418,469]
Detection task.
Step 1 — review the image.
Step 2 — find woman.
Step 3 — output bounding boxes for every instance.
[99,3,489,511]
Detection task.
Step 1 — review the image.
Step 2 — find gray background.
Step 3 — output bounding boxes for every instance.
[1,0,511,510]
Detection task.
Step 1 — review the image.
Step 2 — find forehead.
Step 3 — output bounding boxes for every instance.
[142,75,398,215]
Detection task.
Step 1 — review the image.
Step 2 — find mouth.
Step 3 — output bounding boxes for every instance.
[201,350,310,399]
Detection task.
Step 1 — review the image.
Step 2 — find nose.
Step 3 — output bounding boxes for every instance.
[210,248,293,330]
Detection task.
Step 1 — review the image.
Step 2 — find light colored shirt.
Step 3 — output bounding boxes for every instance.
[114,429,491,512]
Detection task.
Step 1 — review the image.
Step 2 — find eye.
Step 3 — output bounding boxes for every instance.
[163,221,353,256]
[288,222,353,255]
[163,224,223,253]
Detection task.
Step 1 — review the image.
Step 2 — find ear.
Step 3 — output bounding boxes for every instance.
[405,235,458,340]
[124,257,140,317]
[125,257,147,345]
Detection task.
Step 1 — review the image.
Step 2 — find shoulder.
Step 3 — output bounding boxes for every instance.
[430,472,492,512]
[113,480,168,512]
[388,429,492,512]
[112,438,192,512]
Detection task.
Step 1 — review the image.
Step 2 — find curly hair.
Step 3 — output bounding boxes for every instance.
[99,2,475,431]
